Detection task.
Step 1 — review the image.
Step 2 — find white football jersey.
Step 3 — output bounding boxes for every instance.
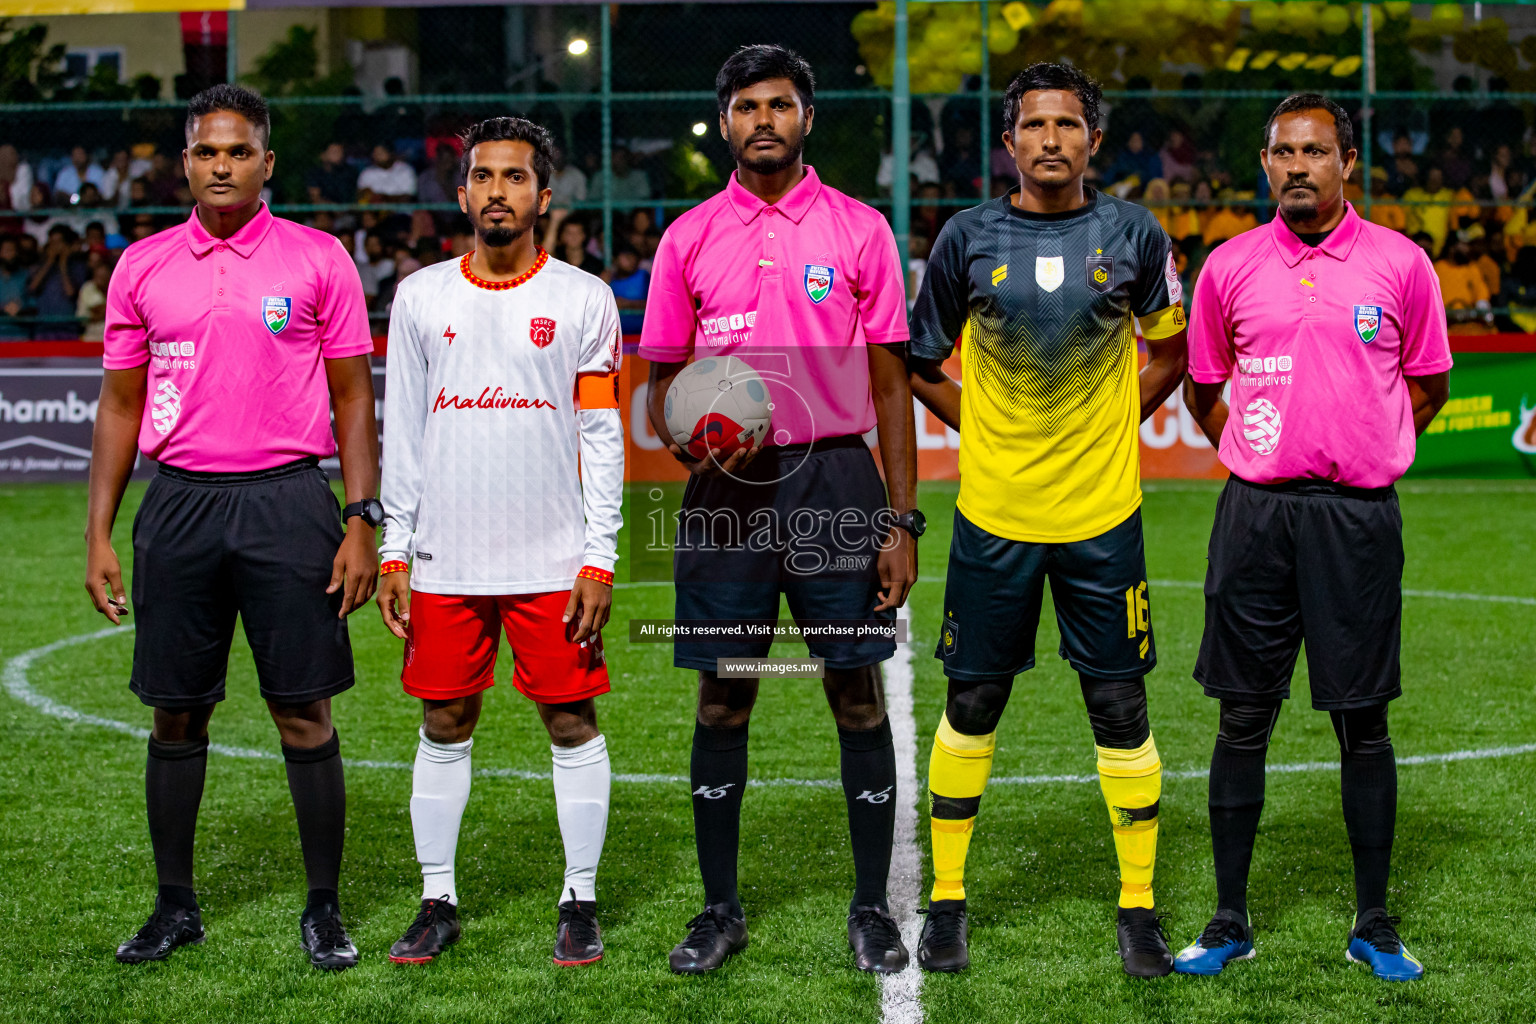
[380,250,624,595]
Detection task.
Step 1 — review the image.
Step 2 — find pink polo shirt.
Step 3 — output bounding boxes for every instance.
[104,203,373,471]
[1188,204,1452,488]
[638,166,908,445]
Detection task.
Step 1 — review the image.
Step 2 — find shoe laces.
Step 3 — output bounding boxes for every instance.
[134,904,182,942]
[403,896,451,942]
[918,905,964,947]
[559,888,600,948]
[1123,912,1171,956]
[1198,914,1248,950]
[850,907,902,949]
[308,909,350,950]
[682,905,733,946]
[1355,912,1403,955]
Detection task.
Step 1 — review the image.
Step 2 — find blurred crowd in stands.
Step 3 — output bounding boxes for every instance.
[2,87,1534,339]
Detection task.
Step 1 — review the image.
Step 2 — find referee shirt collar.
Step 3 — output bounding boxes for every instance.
[1269,200,1363,268]
[726,165,823,225]
[184,201,275,258]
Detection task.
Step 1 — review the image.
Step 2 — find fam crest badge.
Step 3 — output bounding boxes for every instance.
[1086,255,1113,293]
[1354,304,1382,344]
[262,296,291,335]
[804,264,834,304]
[530,316,557,348]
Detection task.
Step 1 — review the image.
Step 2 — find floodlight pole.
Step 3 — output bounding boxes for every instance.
[601,4,614,267]
[1361,1,1374,220]
[980,0,991,204]
[893,0,911,299]
[226,12,238,85]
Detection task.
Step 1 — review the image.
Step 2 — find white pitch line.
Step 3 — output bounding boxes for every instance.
[7,625,1536,799]
[881,604,924,1024]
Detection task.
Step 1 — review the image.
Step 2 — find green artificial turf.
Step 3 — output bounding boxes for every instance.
[0,479,1531,1023]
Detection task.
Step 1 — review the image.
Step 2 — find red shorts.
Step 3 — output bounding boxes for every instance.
[401,591,610,704]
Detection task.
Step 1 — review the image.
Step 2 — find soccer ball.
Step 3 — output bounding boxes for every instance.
[663,355,772,460]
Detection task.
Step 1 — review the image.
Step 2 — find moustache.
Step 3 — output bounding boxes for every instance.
[481,204,513,217]
[1283,180,1317,192]
[746,133,785,146]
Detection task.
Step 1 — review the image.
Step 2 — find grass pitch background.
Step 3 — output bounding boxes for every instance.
[0,479,1532,1023]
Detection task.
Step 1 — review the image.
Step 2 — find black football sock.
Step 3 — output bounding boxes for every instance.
[1332,706,1396,915]
[1208,701,1281,919]
[690,721,748,915]
[839,716,896,911]
[282,730,346,908]
[146,734,209,910]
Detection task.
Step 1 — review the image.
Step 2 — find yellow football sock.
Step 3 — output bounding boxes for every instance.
[1096,735,1162,910]
[928,714,996,902]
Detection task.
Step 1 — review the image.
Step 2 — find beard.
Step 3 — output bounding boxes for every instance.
[480,224,517,248]
[728,126,806,175]
[1278,182,1320,221]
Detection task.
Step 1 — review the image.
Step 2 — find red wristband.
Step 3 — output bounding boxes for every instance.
[380,560,410,575]
[577,565,614,586]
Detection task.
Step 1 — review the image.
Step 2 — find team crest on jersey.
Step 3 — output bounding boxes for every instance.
[1035,256,1064,293]
[262,296,291,335]
[1086,255,1113,293]
[804,265,834,304]
[1354,305,1382,344]
[530,316,556,348]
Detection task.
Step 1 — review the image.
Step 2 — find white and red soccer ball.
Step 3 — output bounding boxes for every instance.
[663,355,772,460]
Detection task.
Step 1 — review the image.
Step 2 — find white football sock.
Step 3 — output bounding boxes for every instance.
[411,729,473,905]
[551,733,611,904]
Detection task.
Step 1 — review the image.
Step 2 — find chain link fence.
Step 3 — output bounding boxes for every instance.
[1,1,1534,337]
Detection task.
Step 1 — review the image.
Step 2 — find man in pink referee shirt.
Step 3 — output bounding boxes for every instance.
[84,86,380,970]
[1176,95,1450,982]
[641,45,918,975]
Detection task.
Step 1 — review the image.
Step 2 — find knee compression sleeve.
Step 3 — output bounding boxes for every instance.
[927,690,1003,902]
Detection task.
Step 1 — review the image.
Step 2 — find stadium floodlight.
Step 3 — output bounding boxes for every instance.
[692,122,708,136]
[568,38,589,56]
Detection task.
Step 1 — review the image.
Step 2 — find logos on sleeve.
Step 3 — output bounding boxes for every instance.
[804,264,834,304]
[150,380,183,435]
[1035,256,1064,293]
[261,296,291,336]
[1242,397,1282,455]
[1087,253,1113,292]
[1164,251,1183,304]
[530,317,556,348]
[1354,304,1382,344]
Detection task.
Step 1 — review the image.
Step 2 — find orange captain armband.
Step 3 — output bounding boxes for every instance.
[381,560,410,575]
[575,372,621,410]
[577,565,614,587]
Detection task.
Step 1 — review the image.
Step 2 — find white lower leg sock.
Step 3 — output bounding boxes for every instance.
[410,728,473,905]
[552,733,611,904]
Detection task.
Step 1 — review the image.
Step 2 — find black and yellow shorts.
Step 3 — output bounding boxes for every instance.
[935,508,1155,682]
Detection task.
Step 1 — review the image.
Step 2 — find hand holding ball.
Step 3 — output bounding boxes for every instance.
[663,356,773,460]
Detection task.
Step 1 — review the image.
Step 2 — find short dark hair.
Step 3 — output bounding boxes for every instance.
[185,84,270,149]
[1264,93,1354,154]
[1003,62,1102,134]
[716,44,815,114]
[457,117,556,191]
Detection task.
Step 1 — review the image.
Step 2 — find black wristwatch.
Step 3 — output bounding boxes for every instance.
[342,497,386,528]
[892,509,927,540]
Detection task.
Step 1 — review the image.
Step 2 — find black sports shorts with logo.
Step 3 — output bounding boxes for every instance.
[129,456,355,710]
[1194,475,1403,710]
[671,435,896,672]
[936,508,1155,681]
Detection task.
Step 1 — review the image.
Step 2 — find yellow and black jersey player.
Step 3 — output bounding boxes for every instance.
[905,62,1188,979]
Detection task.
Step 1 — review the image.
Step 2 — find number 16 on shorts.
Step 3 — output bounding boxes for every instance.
[1125,581,1150,661]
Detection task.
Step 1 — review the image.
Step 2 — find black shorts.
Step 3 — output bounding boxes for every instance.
[1193,475,1403,710]
[936,508,1155,682]
[129,457,356,710]
[672,436,896,671]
